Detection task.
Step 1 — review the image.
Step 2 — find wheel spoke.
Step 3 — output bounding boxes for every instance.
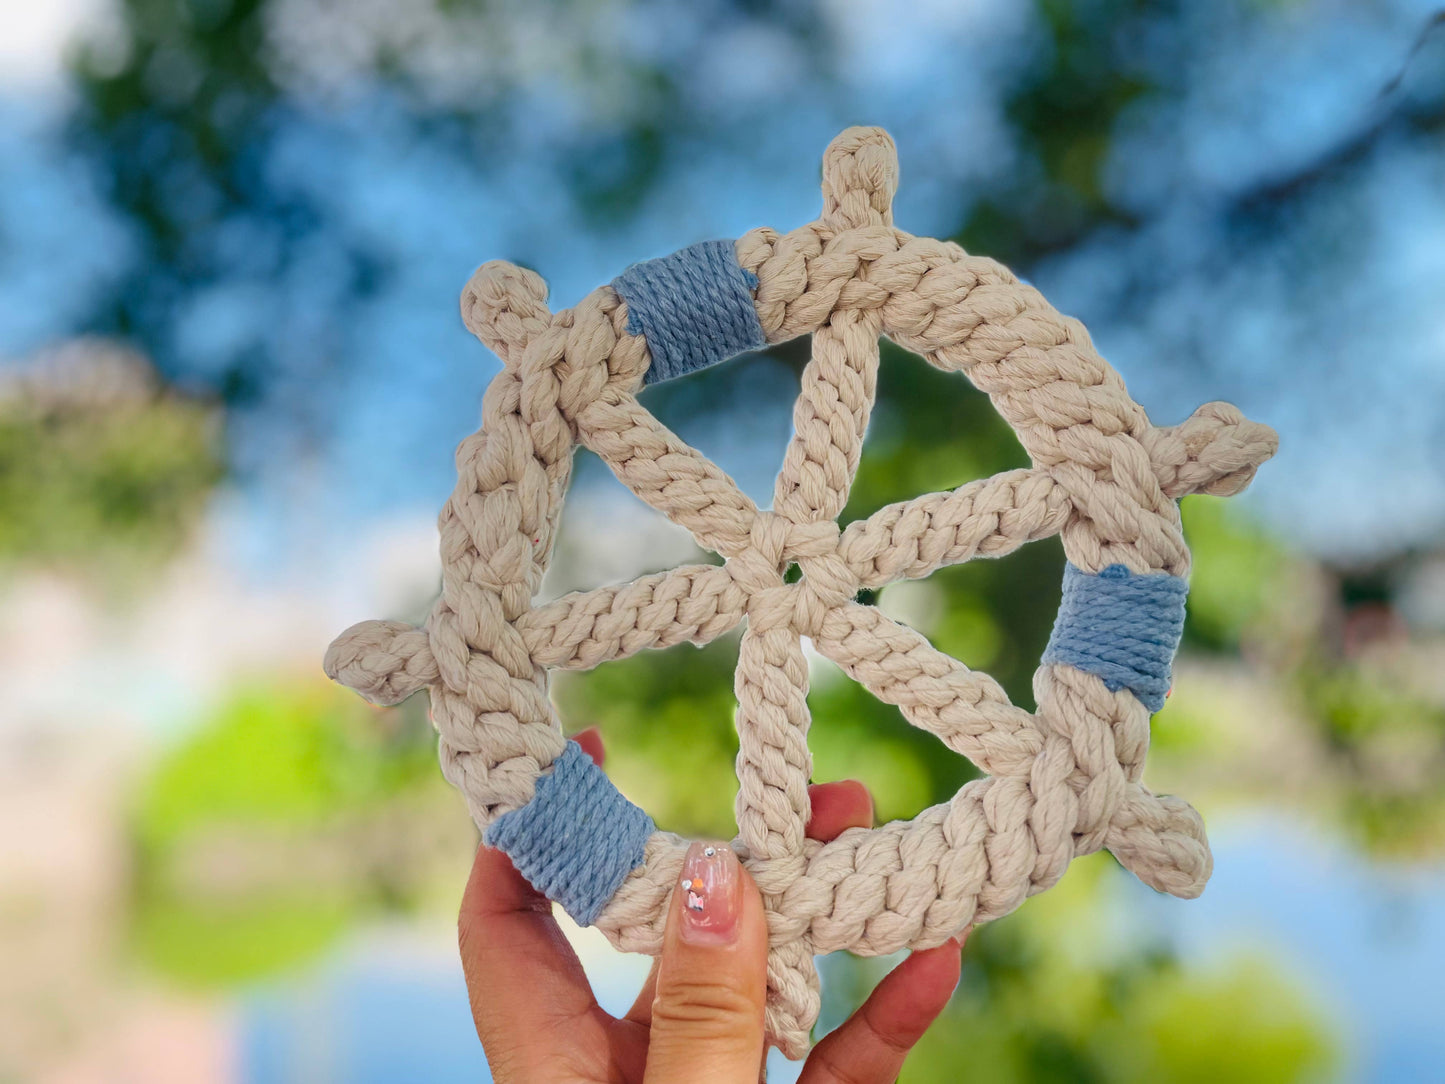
[574,394,759,557]
[869,235,1188,574]
[516,564,745,671]
[811,604,1041,779]
[773,306,883,525]
[734,621,813,863]
[838,468,1070,587]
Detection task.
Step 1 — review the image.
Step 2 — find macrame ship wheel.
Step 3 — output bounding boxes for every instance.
[325,127,1278,1058]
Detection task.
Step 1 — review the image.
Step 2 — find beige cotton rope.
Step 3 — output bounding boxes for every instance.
[324,126,1279,1059]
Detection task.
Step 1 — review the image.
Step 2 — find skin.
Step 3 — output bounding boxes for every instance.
[460,727,965,1082]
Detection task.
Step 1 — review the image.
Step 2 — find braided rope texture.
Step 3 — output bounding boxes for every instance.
[323,127,1279,1059]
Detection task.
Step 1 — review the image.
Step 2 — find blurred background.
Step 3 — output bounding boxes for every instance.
[2,0,1444,1080]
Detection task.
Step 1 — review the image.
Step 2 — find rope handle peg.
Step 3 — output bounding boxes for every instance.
[1104,787,1214,899]
[1028,663,1213,901]
[460,260,555,367]
[1144,400,1279,499]
[819,126,899,231]
[323,618,437,707]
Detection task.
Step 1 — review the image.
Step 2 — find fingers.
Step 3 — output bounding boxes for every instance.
[624,961,660,1026]
[458,846,601,1066]
[643,842,769,1083]
[572,725,605,767]
[798,934,965,1084]
[457,727,609,1075]
[806,779,873,841]
[628,779,872,1030]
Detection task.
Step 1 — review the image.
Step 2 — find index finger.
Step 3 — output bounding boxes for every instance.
[806,779,874,841]
[457,732,608,1059]
[799,935,965,1083]
[624,778,875,1027]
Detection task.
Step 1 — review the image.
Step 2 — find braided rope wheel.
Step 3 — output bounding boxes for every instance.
[326,127,1278,1058]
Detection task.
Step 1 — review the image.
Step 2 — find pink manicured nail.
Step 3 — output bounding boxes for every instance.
[677,841,741,945]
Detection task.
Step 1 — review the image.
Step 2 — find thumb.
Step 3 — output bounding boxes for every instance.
[644,841,769,1082]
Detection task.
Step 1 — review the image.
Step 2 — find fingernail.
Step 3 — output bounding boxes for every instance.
[677,841,741,945]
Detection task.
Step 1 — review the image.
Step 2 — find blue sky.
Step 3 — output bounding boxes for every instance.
[2,0,1443,575]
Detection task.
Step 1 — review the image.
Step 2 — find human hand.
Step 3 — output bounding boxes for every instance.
[459,728,965,1082]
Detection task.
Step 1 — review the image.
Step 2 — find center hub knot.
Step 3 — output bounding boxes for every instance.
[730,512,796,634]
[729,512,790,593]
[786,519,859,630]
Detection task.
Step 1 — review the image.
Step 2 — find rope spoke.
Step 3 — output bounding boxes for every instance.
[839,468,1070,587]
[811,603,1041,779]
[575,393,759,557]
[734,621,813,864]
[516,563,745,671]
[773,306,883,525]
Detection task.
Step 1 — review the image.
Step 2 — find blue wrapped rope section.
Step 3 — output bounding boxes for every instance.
[1042,562,1189,713]
[611,239,767,385]
[483,740,655,926]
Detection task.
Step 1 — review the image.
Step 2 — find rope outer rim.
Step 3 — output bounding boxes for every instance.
[325,124,1279,1059]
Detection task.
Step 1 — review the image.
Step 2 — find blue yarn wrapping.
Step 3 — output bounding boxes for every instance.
[611,239,767,385]
[483,741,655,927]
[1042,563,1189,713]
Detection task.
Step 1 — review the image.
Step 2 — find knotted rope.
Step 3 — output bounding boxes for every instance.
[324,126,1278,1059]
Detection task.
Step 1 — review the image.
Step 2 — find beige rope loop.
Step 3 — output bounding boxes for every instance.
[325,126,1277,1059]
[821,126,898,230]
[323,619,438,706]
[461,260,553,366]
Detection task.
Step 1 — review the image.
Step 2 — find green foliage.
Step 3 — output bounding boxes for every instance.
[0,351,221,583]
[128,681,447,986]
[134,681,437,850]
[1120,963,1336,1084]
[959,0,1177,265]
[904,956,1334,1083]
[1180,496,1290,653]
[1306,663,1404,748]
[806,658,961,826]
[131,890,357,988]
[1295,658,1445,855]
[556,636,745,838]
[823,857,1335,1084]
